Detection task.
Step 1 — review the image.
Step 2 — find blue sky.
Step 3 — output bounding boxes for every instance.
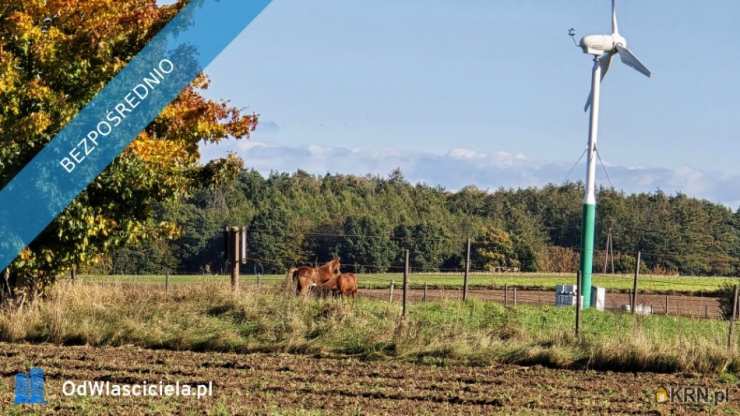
[190,0,740,207]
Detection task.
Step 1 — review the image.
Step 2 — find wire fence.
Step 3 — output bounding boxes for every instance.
[83,269,731,321]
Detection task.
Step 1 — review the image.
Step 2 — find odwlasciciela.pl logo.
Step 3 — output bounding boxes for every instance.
[14,367,46,405]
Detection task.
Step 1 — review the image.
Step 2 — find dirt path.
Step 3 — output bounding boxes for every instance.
[0,343,736,415]
[361,288,724,319]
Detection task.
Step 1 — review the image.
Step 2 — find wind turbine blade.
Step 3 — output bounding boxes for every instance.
[584,54,614,112]
[616,45,651,78]
[612,0,619,34]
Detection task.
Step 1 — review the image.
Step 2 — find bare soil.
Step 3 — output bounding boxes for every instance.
[0,343,737,415]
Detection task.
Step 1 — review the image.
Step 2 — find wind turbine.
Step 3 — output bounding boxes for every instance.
[572,0,651,308]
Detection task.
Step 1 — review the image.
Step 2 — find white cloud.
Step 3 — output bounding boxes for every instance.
[200,139,740,208]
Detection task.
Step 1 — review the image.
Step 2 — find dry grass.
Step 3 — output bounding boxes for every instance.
[0,281,738,375]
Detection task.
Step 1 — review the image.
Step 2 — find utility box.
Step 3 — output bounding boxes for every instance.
[591,286,606,311]
[555,284,582,307]
[623,304,652,315]
[555,285,606,310]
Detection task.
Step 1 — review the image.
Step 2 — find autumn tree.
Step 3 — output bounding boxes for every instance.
[472,225,520,272]
[0,0,257,301]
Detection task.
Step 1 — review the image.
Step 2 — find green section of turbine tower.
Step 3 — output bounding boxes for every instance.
[579,202,596,308]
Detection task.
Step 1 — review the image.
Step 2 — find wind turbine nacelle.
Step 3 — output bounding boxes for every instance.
[579,34,626,56]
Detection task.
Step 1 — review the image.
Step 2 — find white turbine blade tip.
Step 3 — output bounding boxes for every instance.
[616,45,651,78]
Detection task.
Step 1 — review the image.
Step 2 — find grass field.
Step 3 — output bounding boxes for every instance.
[83,272,739,295]
[2,281,738,375]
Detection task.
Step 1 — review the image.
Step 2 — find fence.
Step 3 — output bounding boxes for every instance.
[86,230,740,352]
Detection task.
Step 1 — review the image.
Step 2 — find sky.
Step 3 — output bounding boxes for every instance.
[188,0,740,208]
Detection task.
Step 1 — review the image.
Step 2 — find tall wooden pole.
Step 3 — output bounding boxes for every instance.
[230,227,240,294]
[463,238,471,302]
[631,251,640,314]
[609,233,615,274]
[602,230,610,274]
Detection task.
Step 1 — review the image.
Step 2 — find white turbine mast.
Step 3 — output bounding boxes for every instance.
[570,0,651,309]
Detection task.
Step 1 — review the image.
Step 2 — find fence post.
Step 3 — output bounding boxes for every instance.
[165,272,169,297]
[423,282,428,303]
[665,295,669,315]
[631,251,640,314]
[575,270,582,339]
[704,304,708,319]
[402,250,409,317]
[463,238,471,302]
[230,227,240,294]
[504,284,508,306]
[389,281,394,303]
[728,284,739,352]
[70,264,77,281]
[513,287,517,306]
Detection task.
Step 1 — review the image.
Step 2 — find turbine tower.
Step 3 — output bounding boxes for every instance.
[575,0,651,308]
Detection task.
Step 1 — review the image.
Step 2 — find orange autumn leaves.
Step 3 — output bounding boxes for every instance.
[0,0,257,290]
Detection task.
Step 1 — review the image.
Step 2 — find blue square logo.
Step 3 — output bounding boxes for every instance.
[14,367,46,405]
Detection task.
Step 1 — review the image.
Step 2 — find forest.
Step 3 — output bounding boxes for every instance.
[99,169,740,277]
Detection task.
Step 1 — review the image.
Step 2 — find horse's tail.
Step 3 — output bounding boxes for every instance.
[285,267,299,295]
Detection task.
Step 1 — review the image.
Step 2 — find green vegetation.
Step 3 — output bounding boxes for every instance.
[3,281,737,375]
[105,171,740,279]
[83,272,736,295]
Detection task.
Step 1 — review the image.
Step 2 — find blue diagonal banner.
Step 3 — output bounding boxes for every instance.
[0,0,272,271]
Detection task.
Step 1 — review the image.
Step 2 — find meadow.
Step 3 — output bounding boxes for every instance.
[2,281,737,375]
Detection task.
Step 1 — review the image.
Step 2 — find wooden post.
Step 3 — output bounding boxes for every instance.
[728,284,739,351]
[665,295,669,315]
[230,227,240,294]
[165,272,170,297]
[513,287,517,306]
[504,284,508,306]
[70,264,77,281]
[423,282,428,302]
[389,281,394,303]
[402,250,409,317]
[463,238,471,302]
[631,251,640,314]
[609,233,615,274]
[575,270,582,339]
[704,304,709,319]
[602,230,610,274]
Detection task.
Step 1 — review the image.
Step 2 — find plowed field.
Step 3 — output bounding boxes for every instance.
[1,343,737,415]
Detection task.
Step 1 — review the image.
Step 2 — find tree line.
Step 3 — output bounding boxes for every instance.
[102,169,740,277]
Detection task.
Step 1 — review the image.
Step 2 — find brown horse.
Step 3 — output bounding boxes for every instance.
[308,272,357,299]
[286,257,341,296]
[335,273,358,299]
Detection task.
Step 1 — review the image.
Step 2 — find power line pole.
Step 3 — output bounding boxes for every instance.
[602,228,611,274]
